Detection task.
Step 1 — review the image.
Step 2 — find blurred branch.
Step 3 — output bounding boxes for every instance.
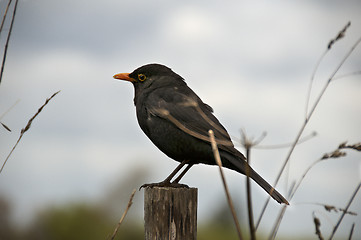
[254,131,317,150]
[0,0,19,85]
[0,0,13,36]
[268,201,287,240]
[257,23,361,230]
[338,142,361,152]
[245,146,255,240]
[152,107,233,146]
[348,223,355,240]
[305,21,350,120]
[1,122,11,132]
[313,212,324,240]
[297,202,357,216]
[305,49,328,120]
[290,141,359,201]
[109,189,136,240]
[332,70,361,81]
[0,99,20,119]
[240,130,266,240]
[269,141,359,239]
[1,99,20,132]
[329,182,361,240]
[327,21,351,50]
[209,130,243,240]
[0,91,60,175]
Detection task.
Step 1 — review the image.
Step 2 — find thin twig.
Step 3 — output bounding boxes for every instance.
[245,147,255,240]
[0,99,20,119]
[1,122,11,132]
[329,181,361,240]
[338,142,361,152]
[297,202,357,216]
[313,212,325,240]
[305,21,350,120]
[0,0,13,36]
[268,205,287,240]
[0,0,19,85]
[254,131,317,149]
[0,91,60,174]
[240,130,257,240]
[256,27,361,230]
[332,71,361,81]
[0,99,20,132]
[327,21,351,50]
[109,189,136,240]
[152,107,233,146]
[269,141,358,239]
[268,182,294,240]
[209,130,243,240]
[289,159,319,199]
[348,223,355,240]
[305,49,328,119]
[290,141,358,201]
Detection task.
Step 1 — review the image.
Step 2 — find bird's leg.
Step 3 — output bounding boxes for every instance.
[162,160,189,183]
[172,163,194,183]
[140,160,190,189]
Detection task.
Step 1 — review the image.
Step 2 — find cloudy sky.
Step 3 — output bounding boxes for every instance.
[1,0,360,238]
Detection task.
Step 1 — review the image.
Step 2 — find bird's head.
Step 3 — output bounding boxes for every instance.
[113,63,184,90]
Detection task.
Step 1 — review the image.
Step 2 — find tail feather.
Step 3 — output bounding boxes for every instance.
[221,152,289,205]
[249,167,289,205]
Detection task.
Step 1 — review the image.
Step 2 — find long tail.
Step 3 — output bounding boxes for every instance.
[247,166,289,205]
[221,152,289,205]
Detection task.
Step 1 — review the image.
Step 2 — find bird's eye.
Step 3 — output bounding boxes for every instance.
[138,74,146,81]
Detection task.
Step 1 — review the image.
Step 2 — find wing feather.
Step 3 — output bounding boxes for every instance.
[145,86,239,155]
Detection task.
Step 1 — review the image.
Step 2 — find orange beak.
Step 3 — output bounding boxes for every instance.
[113,73,136,82]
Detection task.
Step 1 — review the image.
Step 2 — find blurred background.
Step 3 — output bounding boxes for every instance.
[0,0,360,239]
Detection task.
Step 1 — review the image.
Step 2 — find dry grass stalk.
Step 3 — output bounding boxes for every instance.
[321,204,357,216]
[0,0,13,36]
[0,90,60,174]
[327,21,351,49]
[329,182,361,240]
[348,223,355,240]
[180,96,229,137]
[240,130,267,240]
[257,23,361,232]
[254,131,316,150]
[1,122,11,132]
[208,130,243,240]
[321,149,346,160]
[109,189,136,240]
[277,141,358,214]
[268,205,287,240]
[151,107,233,146]
[313,213,324,240]
[304,22,351,119]
[0,100,20,132]
[0,0,19,84]
[332,70,361,81]
[338,142,361,151]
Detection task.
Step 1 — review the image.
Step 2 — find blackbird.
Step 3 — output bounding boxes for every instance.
[114,63,288,204]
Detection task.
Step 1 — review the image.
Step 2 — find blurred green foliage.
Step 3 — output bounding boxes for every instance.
[26,204,120,240]
[0,195,318,240]
[1,200,144,240]
[0,195,248,240]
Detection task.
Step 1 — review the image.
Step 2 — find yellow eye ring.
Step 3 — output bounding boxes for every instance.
[138,74,146,81]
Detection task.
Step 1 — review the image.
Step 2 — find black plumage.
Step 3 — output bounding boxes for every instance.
[114,63,288,204]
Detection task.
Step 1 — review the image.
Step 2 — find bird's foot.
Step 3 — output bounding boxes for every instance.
[139,181,189,190]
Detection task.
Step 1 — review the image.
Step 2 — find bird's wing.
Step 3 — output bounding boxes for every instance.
[145,86,238,153]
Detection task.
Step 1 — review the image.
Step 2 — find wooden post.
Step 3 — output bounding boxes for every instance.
[144,187,198,240]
